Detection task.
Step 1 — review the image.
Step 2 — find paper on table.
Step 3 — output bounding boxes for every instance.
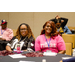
[19,60,35,62]
[43,52,57,56]
[9,54,26,59]
[62,57,72,60]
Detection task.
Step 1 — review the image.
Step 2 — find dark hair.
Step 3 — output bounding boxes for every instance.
[15,23,35,40]
[19,23,29,29]
[55,18,61,24]
[41,21,59,37]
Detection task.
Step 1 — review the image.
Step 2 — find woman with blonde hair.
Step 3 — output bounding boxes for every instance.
[6,23,35,52]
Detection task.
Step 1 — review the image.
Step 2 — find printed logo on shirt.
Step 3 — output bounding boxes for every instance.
[41,42,56,48]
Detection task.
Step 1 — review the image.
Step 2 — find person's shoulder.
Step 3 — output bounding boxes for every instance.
[12,36,16,39]
[9,36,18,43]
[54,35,62,39]
[29,36,35,41]
[7,28,12,30]
[35,34,44,42]
[56,35,64,42]
[7,28,13,32]
[36,34,45,39]
[57,35,62,38]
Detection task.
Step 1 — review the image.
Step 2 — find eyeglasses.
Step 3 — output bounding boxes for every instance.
[20,28,28,31]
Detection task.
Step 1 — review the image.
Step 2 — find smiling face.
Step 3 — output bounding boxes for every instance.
[44,23,52,34]
[20,25,28,37]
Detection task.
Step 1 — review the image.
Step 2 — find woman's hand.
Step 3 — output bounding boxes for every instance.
[56,15,60,19]
[23,50,27,51]
[6,46,12,52]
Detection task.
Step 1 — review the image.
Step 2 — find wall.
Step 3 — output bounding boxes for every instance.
[33,12,60,38]
[0,12,9,26]
[0,12,75,38]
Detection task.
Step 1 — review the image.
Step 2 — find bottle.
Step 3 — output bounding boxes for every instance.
[17,43,21,53]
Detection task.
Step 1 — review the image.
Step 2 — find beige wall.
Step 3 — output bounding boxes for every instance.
[0,12,75,38]
[0,12,9,25]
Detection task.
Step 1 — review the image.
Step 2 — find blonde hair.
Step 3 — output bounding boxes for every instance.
[15,23,35,40]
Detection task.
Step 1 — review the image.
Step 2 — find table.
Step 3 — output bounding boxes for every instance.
[0,51,72,62]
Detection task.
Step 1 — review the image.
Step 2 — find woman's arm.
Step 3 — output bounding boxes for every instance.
[57,35,66,54]
[35,36,41,52]
[6,45,12,52]
[58,50,66,54]
[60,17,68,28]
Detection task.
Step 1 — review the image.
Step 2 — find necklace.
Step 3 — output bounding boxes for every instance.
[19,36,28,42]
[1,28,7,35]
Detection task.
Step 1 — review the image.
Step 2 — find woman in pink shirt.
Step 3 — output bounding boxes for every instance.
[35,21,66,54]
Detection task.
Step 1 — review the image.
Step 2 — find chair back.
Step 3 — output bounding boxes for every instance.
[65,43,72,56]
[13,29,17,36]
[62,34,75,48]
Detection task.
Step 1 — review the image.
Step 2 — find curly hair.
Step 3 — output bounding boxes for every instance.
[40,21,59,37]
[15,23,35,40]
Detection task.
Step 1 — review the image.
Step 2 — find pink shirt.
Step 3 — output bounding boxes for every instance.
[35,34,66,53]
[0,27,13,41]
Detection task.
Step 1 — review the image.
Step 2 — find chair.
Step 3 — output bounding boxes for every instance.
[68,26,75,30]
[13,29,17,36]
[65,43,72,56]
[62,34,75,48]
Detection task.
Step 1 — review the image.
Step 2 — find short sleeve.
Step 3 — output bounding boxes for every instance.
[6,29,13,41]
[3,28,13,41]
[57,35,66,51]
[35,36,41,51]
[7,36,16,47]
